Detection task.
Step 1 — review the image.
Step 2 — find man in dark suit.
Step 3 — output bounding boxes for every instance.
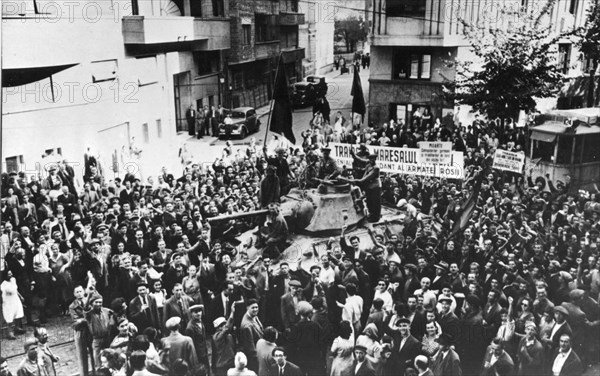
[239,299,264,373]
[340,228,367,262]
[438,296,461,342]
[163,283,194,332]
[51,213,71,241]
[185,305,210,373]
[129,282,160,332]
[129,229,150,259]
[543,306,573,354]
[389,317,422,376]
[186,104,197,137]
[483,289,503,340]
[269,346,303,376]
[210,282,235,323]
[353,345,376,376]
[431,333,462,376]
[280,280,305,329]
[481,337,514,376]
[549,333,583,376]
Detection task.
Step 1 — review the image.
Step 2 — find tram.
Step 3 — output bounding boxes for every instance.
[529,108,600,190]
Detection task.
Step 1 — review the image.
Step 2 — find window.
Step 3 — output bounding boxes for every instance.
[142,123,149,143]
[569,0,577,15]
[255,14,278,42]
[393,49,432,80]
[156,119,162,138]
[556,136,573,164]
[582,134,600,163]
[532,140,555,162]
[386,0,426,17]
[242,25,251,45]
[5,156,23,173]
[195,51,219,76]
[581,53,594,73]
[558,44,571,74]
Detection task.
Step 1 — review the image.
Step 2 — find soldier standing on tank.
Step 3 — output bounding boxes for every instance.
[317,147,340,181]
[352,144,370,179]
[340,152,381,223]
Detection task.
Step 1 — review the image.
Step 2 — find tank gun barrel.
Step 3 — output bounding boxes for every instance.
[207,209,269,223]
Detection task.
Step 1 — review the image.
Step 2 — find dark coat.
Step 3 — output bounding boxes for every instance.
[185,320,209,362]
[550,349,583,376]
[268,361,303,376]
[431,348,462,376]
[129,294,160,332]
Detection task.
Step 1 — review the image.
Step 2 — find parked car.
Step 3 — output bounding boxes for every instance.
[291,82,317,107]
[306,75,328,97]
[218,107,260,139]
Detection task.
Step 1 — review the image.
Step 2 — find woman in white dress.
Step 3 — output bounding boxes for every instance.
[1,269,25,339]
[330,321,355,376]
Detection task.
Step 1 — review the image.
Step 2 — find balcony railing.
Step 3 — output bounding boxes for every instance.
[122,16,230,50]
[278,12,305,26]
[255,40,281,59]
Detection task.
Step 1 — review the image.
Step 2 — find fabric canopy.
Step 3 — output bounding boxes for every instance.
[530,131,557,143]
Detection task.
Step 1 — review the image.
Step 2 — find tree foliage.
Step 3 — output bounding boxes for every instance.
[443,0,569,119]
[575,0,600,106]
[334,16,369,53]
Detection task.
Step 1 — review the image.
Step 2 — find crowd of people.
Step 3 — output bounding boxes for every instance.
[1,105,600,376]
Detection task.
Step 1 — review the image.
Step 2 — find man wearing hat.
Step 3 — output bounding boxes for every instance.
[211,313,236,376]
[162,316,200,373]
[353,344,376,376]
[543,306,573,353]
[85,293,115,365]
[280,279,305,330]
[317,146,340,181]
[340,149,382,222]
[129,281,160,332]
[431,261,449,292]
[431,333,462,376]
[186,304,210,373]
[389,316,421,376]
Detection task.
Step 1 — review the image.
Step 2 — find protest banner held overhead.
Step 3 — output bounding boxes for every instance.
[493,149,525,174]
[418,141,453,165]
[330,142,464,179]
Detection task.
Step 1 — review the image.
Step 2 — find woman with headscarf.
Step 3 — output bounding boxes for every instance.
[289,301,324,376]
[516,321,545,375]
[355,323,383,365]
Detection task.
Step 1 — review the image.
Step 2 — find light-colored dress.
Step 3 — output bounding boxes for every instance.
[1,277,24,323]
[330,336,355,376]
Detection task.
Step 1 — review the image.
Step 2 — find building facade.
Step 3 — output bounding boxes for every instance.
[368,0,594,126]
[225,0,305,109]
[299,1,336,76]
[2,0,230,178]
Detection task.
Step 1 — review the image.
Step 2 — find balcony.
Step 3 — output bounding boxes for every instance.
[122,16,230,54]
[281,47,305,63]
[278,12,305,26]
[255,41,281,59]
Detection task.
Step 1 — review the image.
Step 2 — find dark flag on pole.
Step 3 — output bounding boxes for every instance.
[269,55,295,144]
[351,66,366,121]
[449,172,483,239]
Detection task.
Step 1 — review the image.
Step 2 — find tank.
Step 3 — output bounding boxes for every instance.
[210,184,406,273]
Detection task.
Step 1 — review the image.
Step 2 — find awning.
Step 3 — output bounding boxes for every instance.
[2,64,79,87]
[530,131,557,143]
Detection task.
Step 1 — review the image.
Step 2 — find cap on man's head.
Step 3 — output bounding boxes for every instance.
[165,316,182,330]
[289,280,302,288]
[213,317,227,328]
[553,306,569,317]
[190,304,204,313]
[23,338,38,351]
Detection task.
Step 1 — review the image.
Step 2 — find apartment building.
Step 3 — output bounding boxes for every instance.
[225,0,305,109]
[2,0,230,176]
[299,1,336,75]
[368,0,594,126]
